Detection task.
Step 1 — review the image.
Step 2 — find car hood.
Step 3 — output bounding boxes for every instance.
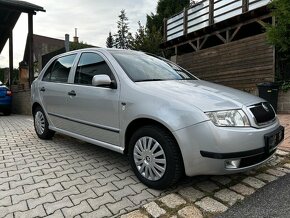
[137,80,264,112]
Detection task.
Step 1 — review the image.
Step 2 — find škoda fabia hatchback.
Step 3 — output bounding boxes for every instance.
[31,48,284,189]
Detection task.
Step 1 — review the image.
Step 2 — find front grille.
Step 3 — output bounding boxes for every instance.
[249,102,275,125]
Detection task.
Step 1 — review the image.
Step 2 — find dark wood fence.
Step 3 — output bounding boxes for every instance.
[177,33,274,92]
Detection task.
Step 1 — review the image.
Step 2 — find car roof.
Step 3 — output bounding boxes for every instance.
[54,48,145,58]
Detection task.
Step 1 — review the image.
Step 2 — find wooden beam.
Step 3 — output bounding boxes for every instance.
[257,20,267,28]
[163,18,168,42]
[230,25,242,42]
[242,0,249,13]
[226,29,230,43]
[216,33,226,43]
[209,0,214,25]
[199,36,208,50]
[9,31,13,88]
[183,7,188,36]
[189,41,197,51]
[28,13,34,86]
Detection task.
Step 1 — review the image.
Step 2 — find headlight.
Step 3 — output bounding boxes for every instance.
[205,110,250,127]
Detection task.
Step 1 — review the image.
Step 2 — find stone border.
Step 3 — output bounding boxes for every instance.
[121,149,290,218]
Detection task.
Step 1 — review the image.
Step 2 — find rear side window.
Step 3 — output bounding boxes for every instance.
[74,52,114,85]
[43,54,76,83]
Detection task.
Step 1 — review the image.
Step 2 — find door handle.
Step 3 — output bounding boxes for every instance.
[68,90,76,96]
[40,87,45,92]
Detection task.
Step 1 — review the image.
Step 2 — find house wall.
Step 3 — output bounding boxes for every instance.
[278,91,290,114]
[176,33,274,94]
[12,90,32,115]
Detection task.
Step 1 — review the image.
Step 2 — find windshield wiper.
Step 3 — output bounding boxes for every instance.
[135,79,166,82]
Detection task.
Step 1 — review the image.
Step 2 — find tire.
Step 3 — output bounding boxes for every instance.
[33,106,55,139]
[128,125,183,189]
[3,109,11,116]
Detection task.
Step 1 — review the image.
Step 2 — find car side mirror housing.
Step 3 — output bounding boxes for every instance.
[92,75,116,88]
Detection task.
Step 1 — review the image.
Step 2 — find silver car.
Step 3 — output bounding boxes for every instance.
[31,48,284,189]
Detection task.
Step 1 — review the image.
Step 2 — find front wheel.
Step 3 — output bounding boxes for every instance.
[33,106,55,139]
[128,125,183,189]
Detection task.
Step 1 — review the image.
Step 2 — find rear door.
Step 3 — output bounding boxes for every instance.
[38,54,77,129]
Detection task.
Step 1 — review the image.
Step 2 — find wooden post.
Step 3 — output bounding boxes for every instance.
[9,31,13,88]
[209,0,214,25]
[242,0,249,13]
[183,7,188,36]
[28,13,34,86]
[163,18,168,42]
[272,16,276,78]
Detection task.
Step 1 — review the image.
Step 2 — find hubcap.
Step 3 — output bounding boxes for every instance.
[35,111,45,135]
[133,137,166,181]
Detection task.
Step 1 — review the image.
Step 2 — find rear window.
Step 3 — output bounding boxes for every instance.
[43,54,77,83]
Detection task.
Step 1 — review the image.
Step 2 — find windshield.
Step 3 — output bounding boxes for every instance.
[110,51,197,82]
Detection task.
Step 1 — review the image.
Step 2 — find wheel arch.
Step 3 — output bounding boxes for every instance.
[32,102,42,116]
[124,118,184,169]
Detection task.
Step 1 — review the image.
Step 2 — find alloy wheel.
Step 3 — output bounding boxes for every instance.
[133,136,167,181]
[35,111,45,135]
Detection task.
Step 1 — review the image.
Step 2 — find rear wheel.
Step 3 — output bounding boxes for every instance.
[33,106,55,139]
[128,125,183,189]
[3,109,11,116]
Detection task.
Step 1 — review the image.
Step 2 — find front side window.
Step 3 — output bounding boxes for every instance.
[110,51,197,82]
[43,54,76,83]
[74,52,114,85]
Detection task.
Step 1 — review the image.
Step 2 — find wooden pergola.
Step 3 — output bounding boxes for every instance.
[0,0,45,86]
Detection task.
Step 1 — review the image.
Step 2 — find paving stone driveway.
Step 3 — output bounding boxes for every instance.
[0,115,164,217]
[0,115,289,218]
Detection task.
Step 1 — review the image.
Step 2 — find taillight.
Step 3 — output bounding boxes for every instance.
[6,90,12,96]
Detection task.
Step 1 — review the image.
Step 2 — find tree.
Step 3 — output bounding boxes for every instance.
[106,1,190,55]
[266,0,290,55]
[266,0,290,91]
[130,22,163,55]
[106,32,114,48]
[147,0,190,33]
[70,41,94,50]
[114,10,133,49]
[142,0,190,55]
[130,22,147,51]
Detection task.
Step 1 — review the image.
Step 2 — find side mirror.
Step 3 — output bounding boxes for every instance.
[92,75,114,88]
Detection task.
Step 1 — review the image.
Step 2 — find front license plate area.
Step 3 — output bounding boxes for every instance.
[265,126,284,153]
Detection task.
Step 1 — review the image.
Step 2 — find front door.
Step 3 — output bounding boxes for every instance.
[64,52,120,146]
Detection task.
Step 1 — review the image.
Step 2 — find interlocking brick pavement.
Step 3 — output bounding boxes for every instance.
[0,115,164,217]
[0,114,289,217]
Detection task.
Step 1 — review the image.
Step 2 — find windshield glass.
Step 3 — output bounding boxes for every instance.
[110,51,197,82]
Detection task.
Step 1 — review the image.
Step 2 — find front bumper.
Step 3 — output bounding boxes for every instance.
[173,119,284,176]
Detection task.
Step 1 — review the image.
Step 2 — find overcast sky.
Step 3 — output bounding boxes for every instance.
[0,0,158,68]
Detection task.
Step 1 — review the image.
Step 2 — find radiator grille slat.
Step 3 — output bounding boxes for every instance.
[249,102,275,125]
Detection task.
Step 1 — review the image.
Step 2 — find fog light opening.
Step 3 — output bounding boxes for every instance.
[225,159,241,169]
